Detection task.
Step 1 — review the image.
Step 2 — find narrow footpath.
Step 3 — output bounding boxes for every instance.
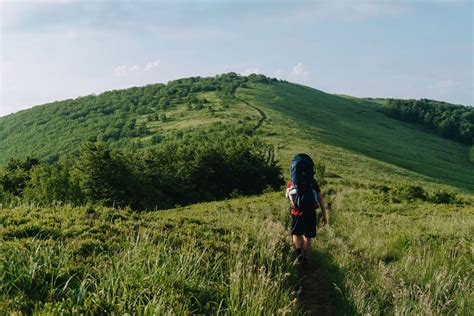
[234,96,267,131]
[299,260,334,315]
[235,92,334,315]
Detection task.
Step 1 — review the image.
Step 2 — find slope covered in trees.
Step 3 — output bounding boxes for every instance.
[0,73,275,164]
[381,98,473,144]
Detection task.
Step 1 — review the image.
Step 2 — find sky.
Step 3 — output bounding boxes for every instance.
[1,0,473,116]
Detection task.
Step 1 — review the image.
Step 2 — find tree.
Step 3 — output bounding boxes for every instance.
[74,143,128,206]
[382,99,472,145]
[437,118,456,138]
[24,158,82,205]
[159,97,170,111]
[0,157,39,196]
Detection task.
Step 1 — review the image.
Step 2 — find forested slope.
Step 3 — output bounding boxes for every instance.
[0,73,274,164]
[380,98,472,144]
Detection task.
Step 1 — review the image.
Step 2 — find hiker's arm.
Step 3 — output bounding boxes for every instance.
[318,194,328,225]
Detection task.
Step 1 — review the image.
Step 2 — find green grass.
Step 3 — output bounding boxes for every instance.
[239,82,474,192]
[0,194,301,314]
[316,183,473,314]
[143,93,256,132]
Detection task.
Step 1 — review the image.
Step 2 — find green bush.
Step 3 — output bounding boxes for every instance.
[382,99,473,145]
[141,130,284,205]
[23,159,82,205]
[2,126,284,210]
[0,157,39,196]
[390,184,426,203]
[428,190,457,204]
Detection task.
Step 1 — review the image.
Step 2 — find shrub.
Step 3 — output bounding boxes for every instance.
[142,131,284,204]
[151,133,162,144]
[391,184,426,203]
[0,157,39,196]
[194,103,204,110]
[428,190,457,204]
[9,126,284,210]
[23,159,82,205]
[74,238,108,256]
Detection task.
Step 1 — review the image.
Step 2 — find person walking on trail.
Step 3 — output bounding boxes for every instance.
[286,153,328,264]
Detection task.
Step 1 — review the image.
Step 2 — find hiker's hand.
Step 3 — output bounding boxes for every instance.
[322,215,328,226]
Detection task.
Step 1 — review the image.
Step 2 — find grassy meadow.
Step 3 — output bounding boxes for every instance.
[1,194,301,314]
[1,76,473,314]
[316,182,473,314]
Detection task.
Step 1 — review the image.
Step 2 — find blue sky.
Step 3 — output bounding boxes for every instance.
[1,0,472,116]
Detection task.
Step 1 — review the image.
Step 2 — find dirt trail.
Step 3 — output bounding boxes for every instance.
[299,260,334,315]
[235,96,267,131]
[234,91,333,314]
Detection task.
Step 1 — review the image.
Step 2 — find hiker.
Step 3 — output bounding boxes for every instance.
[286,153,328,264]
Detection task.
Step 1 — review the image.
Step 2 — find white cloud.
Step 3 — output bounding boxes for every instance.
[129,65,140,72]
[289,62,309,81]
[114,65,132,76]
[145,59,160,71]
[240,67,260,76]
[113,59,160,76]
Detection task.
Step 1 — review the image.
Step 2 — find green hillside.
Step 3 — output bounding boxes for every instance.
[1,74,473,314]
[236,83,474,192]
[1,74,472,192]
[0,74,264,164]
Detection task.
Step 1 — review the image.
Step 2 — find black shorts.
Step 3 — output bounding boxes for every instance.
[291,210,317,238]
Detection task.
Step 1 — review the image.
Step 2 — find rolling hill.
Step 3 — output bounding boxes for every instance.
[1,74,473,314]
[238,82,474,192]
[1,73,472,191]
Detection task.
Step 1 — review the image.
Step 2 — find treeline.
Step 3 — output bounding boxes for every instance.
[0,127,283,210]
[382,99,473,145]
[0,73,278,164]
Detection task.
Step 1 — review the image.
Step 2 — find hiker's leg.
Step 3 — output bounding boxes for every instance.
[303,236,312,257]
[292,234,303,250]
[302,210,316,258]
[292,235,304,262]
[291,215,304,250]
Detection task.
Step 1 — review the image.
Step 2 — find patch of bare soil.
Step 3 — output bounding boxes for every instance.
[299,259,333,315]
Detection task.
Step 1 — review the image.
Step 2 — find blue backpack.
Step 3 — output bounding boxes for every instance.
[290,153,317,213]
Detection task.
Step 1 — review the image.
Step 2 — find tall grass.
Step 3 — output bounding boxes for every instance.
[0,194,301,314]
[315,184,474,314]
